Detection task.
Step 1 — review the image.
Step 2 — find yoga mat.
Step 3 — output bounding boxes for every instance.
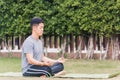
[0,72,119,79]
[56,73,119,79]
[0,72,22,77]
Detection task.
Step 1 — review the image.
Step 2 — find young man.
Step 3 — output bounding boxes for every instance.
[22,17,65,77]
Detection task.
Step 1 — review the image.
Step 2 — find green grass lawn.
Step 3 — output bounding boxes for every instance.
[0,57,120,75]
[0,57,120,80]
[65,59,120,74]
[0,57,21,72]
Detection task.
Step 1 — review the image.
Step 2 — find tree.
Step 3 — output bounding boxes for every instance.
[0,0,120,38]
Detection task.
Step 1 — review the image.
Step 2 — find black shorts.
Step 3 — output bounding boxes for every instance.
[23,62,64,77]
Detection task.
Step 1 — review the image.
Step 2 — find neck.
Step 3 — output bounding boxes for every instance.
[31,32,39,40]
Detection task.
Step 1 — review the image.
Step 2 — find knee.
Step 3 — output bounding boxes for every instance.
[59,63,64,70]
[51,62,64,74]
[56,62,64,71]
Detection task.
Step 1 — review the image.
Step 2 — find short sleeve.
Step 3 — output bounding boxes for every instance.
[22,40,34,55]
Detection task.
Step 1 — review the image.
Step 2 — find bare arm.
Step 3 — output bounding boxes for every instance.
[26,53,50,66]
[42,54,66,64]
[42,54,57,63]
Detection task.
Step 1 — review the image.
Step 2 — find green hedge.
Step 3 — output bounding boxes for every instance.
[0,0,120,38]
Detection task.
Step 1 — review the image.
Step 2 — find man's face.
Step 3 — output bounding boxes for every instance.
[34,23,44,36]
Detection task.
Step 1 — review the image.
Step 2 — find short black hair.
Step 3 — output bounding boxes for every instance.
[30,17,44,28]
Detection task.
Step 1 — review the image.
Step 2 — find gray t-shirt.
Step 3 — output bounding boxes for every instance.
[21,35,43,74]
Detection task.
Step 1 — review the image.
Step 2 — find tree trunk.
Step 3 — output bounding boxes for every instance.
[65,35,69,53]
[111,35,119,60]
[70,34,74,53]
[74,36,83,59]
[54,35,58,48]
[103,38,109,60]
[99,36,103,60]
[61,35,67,57]
[86,35,94,59]
[49,35,54,48]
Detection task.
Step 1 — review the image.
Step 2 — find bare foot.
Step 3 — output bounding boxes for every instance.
[54,71,66,77]
[40,75,46,78]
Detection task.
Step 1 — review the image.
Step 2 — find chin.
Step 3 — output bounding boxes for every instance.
[39,34,43,36]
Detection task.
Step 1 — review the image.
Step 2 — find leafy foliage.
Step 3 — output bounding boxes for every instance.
[0,0,120,38]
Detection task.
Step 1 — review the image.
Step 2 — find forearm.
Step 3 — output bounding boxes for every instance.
[28,58,44,66]
[42,56,66,64]
[42,56,57,63]
[26,53,44,66]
